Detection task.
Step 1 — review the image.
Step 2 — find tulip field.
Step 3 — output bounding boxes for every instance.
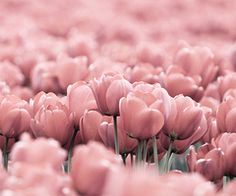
[1,0,236,195]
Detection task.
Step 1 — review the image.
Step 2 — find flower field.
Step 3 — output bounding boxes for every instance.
[0,0,236,195]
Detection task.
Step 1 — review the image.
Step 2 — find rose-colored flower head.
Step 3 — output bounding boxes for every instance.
[161,65,204,101]
[218,72,236,99]
[30,93,73,146]
[200,96,220,116]
[119,91,164,140]
[0,95,31,138]
[174,46,218,88]
[67,81,97,128]
[212,133,236,176]
[80,110,104,143]
[31,61,62,94]
[11,87,34,102]
[0,82,10,97]
[0,61,24,87]
[71,141,122,195]
[10,133,66,170]
[203,82,221,101]
[187,144,225,182]
[99,117,138,154]
[55,54,89,91]
[216,95,236,133]
[124,63,163,84]
[90,74,132,116]
[163,95,207,141]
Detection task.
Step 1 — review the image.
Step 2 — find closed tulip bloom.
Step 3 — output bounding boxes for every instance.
[67,81,97,128]
[31,97,73,146]
[90,74,132,116]
[218,72,236,98]
[187,144,225,182]
[99,117,138,154]
[174,46,218,88]
[80,110,104,143]
[163,95,207,140]
[212,133,236,176]
[56,54,89,91]
[71,141,122,195]
[0,95,31,138]
[119,93,164,140]
[216,96,236,133]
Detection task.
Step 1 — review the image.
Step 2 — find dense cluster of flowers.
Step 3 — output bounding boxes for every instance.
[1,0,236,195]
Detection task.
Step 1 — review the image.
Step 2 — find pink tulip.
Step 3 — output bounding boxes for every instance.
[30,94,73,146]
[11,87,34,102]
[99,117,138,154]
[0,95,31,138]
[163,95,207,141]
[31,61,62,93]
[67,81,97,128]
[90,74,132,115]
[0,82,10,97]
[0,61,24,87]
[119,93,164,140]
[212,133,236,176]
[71,141,122,195]
[80,110,104,143]
[218,72,236,98]
[55,54,89,91]
[216,96,236,133]
[10,133,66,170]
[174,46,218,88]
[187,144,225,182]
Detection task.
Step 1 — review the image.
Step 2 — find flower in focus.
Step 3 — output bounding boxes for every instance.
[90,74,132,116]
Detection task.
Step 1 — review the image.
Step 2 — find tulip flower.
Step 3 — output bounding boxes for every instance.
[90,74,132,116]
[212,133,236,176]
[30,95,73,146]
[187,144,225,182]
[71,141,122,195]
[67,81,97,128]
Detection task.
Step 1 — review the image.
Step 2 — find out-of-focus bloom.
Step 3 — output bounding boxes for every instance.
[71,141,122,195]
[163,95,207,141]
[103,167,216,196]
[212,133,236,176]
[31,61,62,93]
[216,96,236,133]
[0,61,24,87]
[90,74,132,116]
[218,180,236,196]
[160,65,203,101]
[10,133,66,170]
[99,117,138,154]
[67,81,97,128]
[200,96,220,115]
[187,144,225,182]
[124,63,163,84]
[218,72,236,99]
[11,87,34,102]
[174,46,218,88]
[0,95,31,138]
[30,93,73,146]
[55,54,89,91]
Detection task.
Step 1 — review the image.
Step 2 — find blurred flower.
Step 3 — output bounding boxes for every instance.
[71,141,122,195]
[0,95,31,138]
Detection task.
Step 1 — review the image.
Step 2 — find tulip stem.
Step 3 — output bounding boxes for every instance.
[66,128,78,173]
[164,141,173,173]
[2,137,9,170]
[152,136,159,171]
[143,139,148,163]
[113,115,119,155]
[136,140,144,165]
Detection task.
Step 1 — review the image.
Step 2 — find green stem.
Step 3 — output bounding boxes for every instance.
[136,140,144,165]
[66,128,78,173]
[164,140,173,173]
[152,136,159,171]
[113,115,119,155]
[122,153,127,165]
[3,137,9,170]
[143,139,148,163]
